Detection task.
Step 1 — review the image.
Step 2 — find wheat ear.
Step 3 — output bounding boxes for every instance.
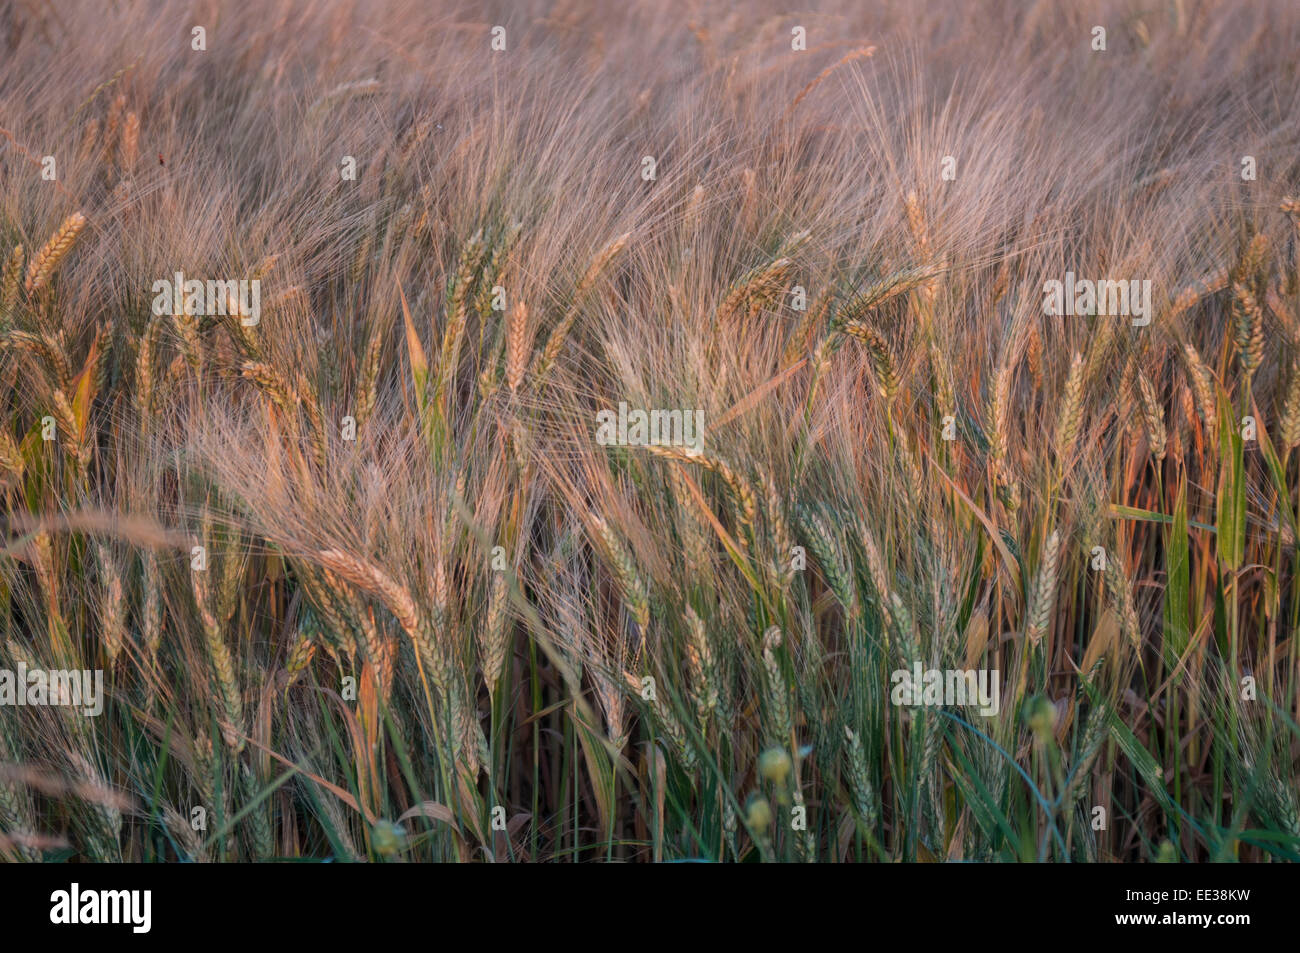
[506,300,529,393]
[24,213,87,295]
[0,245,22,320]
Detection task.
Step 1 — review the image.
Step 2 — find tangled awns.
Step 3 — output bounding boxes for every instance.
[0,0,1299,863]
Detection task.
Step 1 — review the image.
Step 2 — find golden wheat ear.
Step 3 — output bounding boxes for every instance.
[24,212,87,296]
[505,299,530,393]
[0,244,22,319]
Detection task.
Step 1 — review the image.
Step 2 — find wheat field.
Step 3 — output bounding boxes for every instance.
[0,0,1298,863]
